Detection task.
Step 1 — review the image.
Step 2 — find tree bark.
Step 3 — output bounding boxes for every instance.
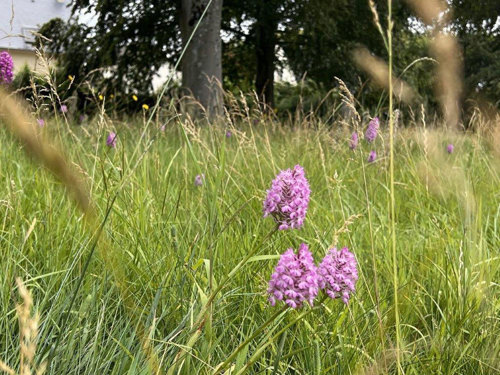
[255,1,278,109]
[180,0,223,118]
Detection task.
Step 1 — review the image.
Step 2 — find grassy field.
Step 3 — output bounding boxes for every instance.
[1,112,499,374]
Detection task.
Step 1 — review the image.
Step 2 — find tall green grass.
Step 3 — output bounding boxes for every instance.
[1,114,499,374]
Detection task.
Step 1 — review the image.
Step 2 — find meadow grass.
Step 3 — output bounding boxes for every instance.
[1,113,499,374]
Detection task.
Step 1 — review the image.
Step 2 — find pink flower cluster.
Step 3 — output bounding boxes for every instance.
[268,245,358,309]
[263,165,358,309]
[318,247,359,304]
[350,132,359,150]
[267,244,320,308]
[367,150,376,163]
[365,117,379,143]
[263,165,310,230]
[106,132,117,147]
[194,173,205,186]
[0,51,14,84]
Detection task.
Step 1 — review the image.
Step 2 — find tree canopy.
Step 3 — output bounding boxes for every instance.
[39,0,181,94]
[34,0,499,115]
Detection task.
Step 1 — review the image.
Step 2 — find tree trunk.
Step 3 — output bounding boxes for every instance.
[255,1,277,109]
[180,0,223,118]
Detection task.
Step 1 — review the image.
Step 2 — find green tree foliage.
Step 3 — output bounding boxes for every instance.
[282,0,385,87]
[222,0,412,108]
[33,0,498,115]
[38,1,181,96]
[281,0,413,102]
[450,0,500,105]
[222,0,299,107]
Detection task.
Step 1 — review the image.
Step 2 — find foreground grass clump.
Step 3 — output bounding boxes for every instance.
[0,117,499,374]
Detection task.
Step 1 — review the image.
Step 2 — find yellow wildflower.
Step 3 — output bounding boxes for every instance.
[142,104,149,110]
[68,75,74,81]
[132,94,138,101]
[99,94,104,101]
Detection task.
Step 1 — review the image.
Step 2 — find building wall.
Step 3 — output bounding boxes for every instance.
[1,49,43,74]
[0,0,71,51]
[0,0,71,75]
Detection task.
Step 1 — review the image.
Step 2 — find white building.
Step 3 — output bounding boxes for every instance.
[0,0,71,72]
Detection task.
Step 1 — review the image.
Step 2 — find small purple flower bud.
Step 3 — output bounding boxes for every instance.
[263,165,311,230]
[365,117,379,143]
[350,132,358,150]
[60,104,68,114]
[160,124,166,132]
[37,119,45,127]
[267,243,321,308]
[318,247,358,304]
[367,151,376,163]
[0,51,14,84]
[226,130,232,138]
[194,173,205,186]
[106,132,117,148]
[447,144,454,154]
